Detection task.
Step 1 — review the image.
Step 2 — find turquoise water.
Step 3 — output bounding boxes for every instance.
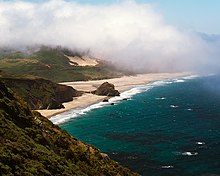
[54,75,220,176]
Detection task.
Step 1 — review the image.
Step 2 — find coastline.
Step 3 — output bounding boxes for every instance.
[36,72,190,118]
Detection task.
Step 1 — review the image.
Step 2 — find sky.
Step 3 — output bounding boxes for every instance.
[74,0,220,34]
[140,0,220,34]
[0,0,219,73]
[24,0,220,34]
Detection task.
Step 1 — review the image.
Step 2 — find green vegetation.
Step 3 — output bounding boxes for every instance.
[1,77,82,110]
[0,80,139,176]
[0,46,126,82]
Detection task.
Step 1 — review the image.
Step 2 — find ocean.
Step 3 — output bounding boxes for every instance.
[51,74,220,176]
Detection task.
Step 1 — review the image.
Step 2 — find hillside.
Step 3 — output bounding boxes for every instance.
[0,46,127,82]
[1,77,83,110]
[0,80,139,176]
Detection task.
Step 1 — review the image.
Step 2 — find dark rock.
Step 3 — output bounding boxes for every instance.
[47,99,65,109]
[110,103,115,105]
[54,84,82,103]
[92,82,120,96]
[123,98,128,101]
[103,99,109,102]
[2,77,82,110]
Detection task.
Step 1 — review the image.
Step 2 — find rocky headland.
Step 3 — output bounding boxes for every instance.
[2,77,83,110]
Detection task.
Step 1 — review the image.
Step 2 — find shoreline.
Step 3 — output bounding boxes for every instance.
[36,72,190,118]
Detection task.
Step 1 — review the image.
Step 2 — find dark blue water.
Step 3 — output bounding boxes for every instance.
[58,75,220,176]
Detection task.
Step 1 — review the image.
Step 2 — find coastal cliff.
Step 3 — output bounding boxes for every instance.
[2,77,83,110]
[0,80,139,176]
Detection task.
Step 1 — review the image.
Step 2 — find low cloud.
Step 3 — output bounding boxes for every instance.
[0,0,219,73]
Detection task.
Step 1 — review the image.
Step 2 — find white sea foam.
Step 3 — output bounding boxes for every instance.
[50,75,199,124]
[156,97,166,100]
[50,101,108,124]
[170,105,179,108]
[50,112,77,125]
[196,142,205,145]
[182,75,200,80]
[161,165,174,169]
[174,151,198,156]
[181,152,198,156]
[174,79,185,83]
[182,73,216,80]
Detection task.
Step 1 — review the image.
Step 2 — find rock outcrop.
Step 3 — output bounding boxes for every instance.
[2,77,82,110]
[92,82,120,96]
[47,98,65,109]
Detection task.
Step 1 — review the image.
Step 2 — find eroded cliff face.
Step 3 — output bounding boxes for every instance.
[2,78,83,110]
[0,81,139,176]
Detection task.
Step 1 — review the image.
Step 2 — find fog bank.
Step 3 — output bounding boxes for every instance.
[0,0,219,73]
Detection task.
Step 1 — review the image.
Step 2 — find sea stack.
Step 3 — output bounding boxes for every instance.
[92,82,120,96]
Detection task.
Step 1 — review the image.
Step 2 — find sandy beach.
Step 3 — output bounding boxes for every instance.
[36,72,189,118]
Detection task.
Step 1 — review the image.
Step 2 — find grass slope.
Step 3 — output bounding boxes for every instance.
[0,81,139,176]
[0,46,125,82]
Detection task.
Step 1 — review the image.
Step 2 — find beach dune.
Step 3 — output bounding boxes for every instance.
[36,72,189,118]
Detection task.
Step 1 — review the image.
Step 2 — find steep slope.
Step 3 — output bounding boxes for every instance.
[0,81,139,176]
[2,77,83,110]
